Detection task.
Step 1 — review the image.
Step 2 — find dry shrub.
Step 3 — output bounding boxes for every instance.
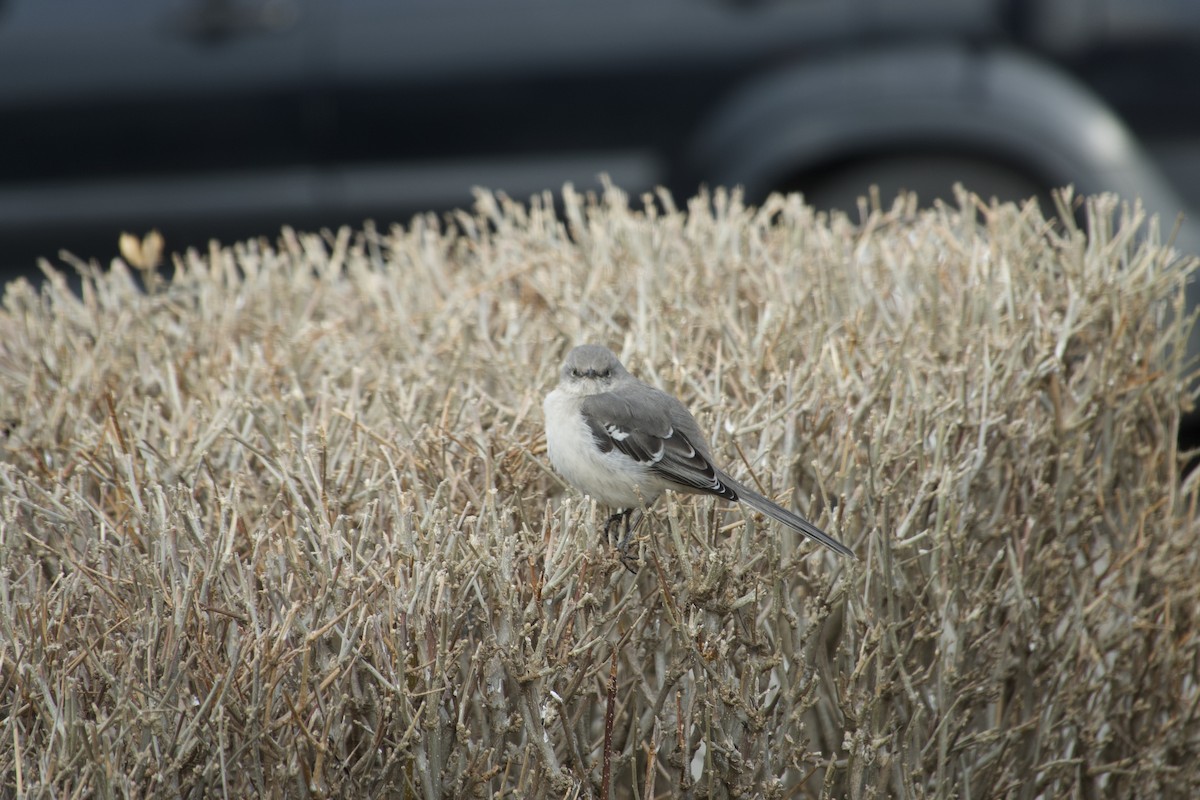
[1,185,1198,799]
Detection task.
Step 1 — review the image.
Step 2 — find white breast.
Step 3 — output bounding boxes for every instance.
[543,388,661,509]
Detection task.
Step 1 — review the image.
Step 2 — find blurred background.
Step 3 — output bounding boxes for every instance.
[3,0,1200,281]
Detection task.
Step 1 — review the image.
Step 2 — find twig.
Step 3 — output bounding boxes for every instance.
[600,645,619,800]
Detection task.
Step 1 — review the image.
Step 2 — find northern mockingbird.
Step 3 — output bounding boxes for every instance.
[543,344,854,559]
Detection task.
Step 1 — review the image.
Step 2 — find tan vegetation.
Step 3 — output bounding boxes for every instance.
[1,186,1198,798]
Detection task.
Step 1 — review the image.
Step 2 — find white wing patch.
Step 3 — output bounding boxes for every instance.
[603,423,667,464]
[604,424,631,442]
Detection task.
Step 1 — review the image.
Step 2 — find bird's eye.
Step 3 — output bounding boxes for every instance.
[598,369,611,378]
[569,367,581,378]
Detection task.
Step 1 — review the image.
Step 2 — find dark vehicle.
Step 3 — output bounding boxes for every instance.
[3,0,1200,273]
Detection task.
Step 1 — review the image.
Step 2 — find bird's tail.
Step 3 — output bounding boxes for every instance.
[720,472,855,558]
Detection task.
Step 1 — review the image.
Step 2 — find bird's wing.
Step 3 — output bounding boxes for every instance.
[580,384,855,557]
[580,386,737,499]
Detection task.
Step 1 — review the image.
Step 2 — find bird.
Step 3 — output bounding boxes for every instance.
[542,344,854,560]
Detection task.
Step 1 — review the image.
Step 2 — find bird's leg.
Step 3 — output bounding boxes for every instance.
[616,508,643,551]
[600,509,643,573]
[603,509,633,548]
[615,508,647,573]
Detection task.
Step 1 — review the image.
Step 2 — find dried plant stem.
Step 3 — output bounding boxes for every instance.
[601,646,619,800]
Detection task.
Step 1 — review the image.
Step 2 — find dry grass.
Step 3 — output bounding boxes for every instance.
[1,185,1198,799]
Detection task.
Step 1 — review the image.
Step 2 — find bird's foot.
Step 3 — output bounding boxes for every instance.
[603,509,642,573]
[602,509,632,547]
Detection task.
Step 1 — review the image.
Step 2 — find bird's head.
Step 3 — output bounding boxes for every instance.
[559,344,629,395]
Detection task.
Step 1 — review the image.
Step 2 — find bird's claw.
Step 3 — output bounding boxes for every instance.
[602,510,627,547]
[603,509,641,573]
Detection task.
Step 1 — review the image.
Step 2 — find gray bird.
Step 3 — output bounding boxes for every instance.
[543,344,854,558]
